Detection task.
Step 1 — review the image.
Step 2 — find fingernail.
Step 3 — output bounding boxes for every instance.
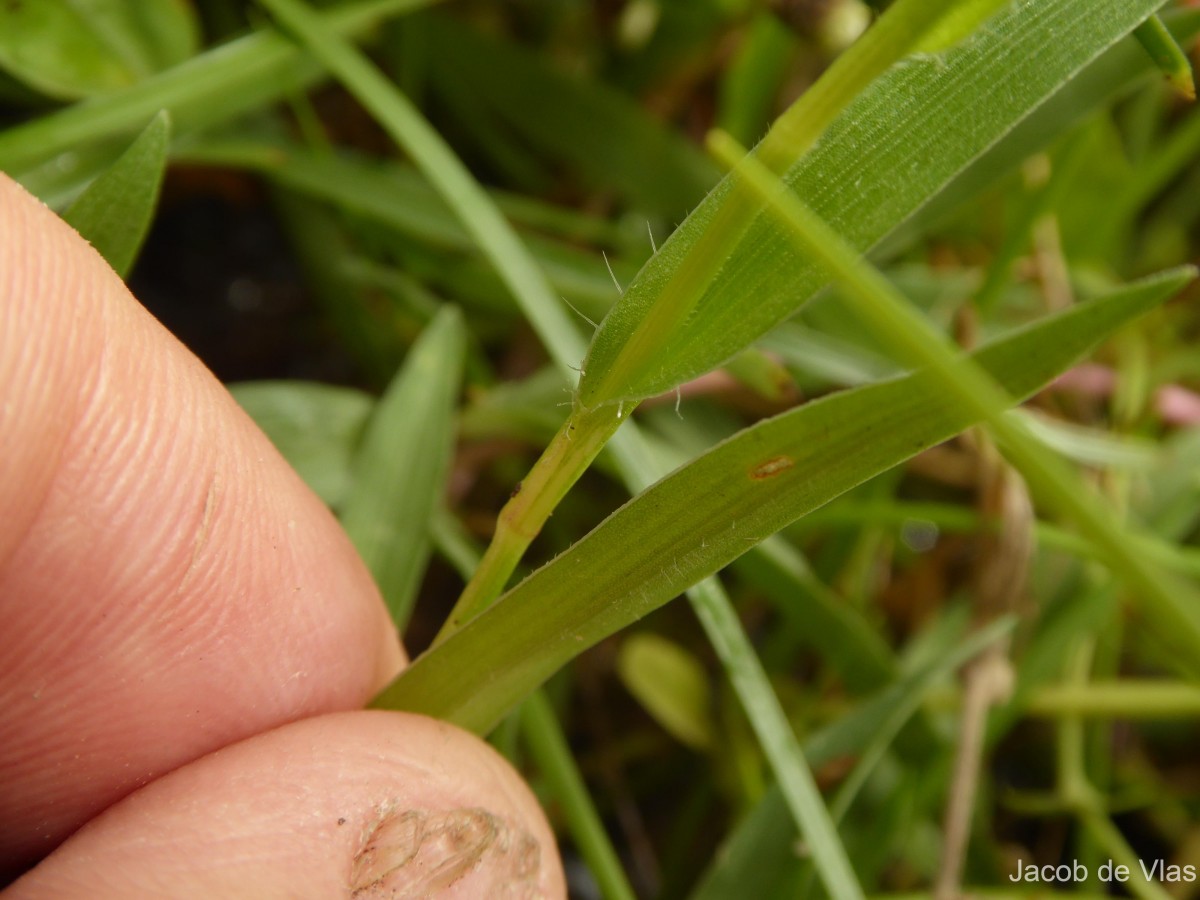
[350,806,542,898]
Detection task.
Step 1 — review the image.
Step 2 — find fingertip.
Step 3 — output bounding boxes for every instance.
[0,172,405,872]
[11,711,566,899]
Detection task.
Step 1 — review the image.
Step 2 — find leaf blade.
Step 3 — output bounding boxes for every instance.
[0,0,199,99]
[373,269,1189,732]
[62,110,170,278]
[340,306,465,629]
[578,0,1168,408]
[0,0,438,177]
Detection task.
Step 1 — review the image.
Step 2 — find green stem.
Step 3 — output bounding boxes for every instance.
[1056,641,1093,809]
[1133,14,1196,100]
[925,679,1200,718]
[1032,679,1200,715]
[687,577,866,900]
[1078,808,1172,900]
[1051,643,1170,900]
[434,403,623,644]
[520,693,638,900]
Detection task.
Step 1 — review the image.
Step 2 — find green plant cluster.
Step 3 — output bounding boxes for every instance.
[3,1,1200,897]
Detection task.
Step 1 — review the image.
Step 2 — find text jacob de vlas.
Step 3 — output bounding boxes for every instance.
[1010,859,1197,883]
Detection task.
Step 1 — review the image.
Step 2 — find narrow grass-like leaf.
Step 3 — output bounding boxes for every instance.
[578,0,1167,409]
[417,525,637,899]
[638,421,868,900]
[0,0,199,99]
[827,616,1012,822]
[339,306,464,628]
[690,618,1015,899]
[684,575,865,900]
[252,0,630,651]
[902,8,1200,248]
[372,269,1183,732]
[419,11,718,218]
[255,0,588,371]
[708,132,1200,672]
[62,110,169,278]
[177,138,636,318]
[0,0,437,176]
[732,537,895,694]
[520,693,638,900]
[435,0,992,639]
[1016,411,1159,471]
[229,381,373,508]
[716,13,797,148]
[180,139,627,254]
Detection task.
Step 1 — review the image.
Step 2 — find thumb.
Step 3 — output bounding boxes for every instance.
[7,710,565,899]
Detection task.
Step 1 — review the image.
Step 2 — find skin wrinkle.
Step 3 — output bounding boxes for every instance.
[11,713,563,896]
[176,471,219,596]
[75,291,225,606]
[0,175,405,874]
[0,195,103,574]
[1,177,567,896]
[2,350,223,683]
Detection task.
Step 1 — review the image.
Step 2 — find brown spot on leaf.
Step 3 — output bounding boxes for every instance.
[750,456,794,480]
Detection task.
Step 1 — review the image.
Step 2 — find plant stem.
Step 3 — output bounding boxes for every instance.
[687,576,866,900]
[520,693,638,900]
[1133,14,1196,100]
[1025,681,1200,718]
[1078,808,1172,900]
[434,402,623,644]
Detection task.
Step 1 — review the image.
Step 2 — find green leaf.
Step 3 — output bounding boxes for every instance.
[0,0,199,99]
[255,0,589,375]
[178,138,634,321]
[732,537,896,695]
[372,268,1187,733]
[691,618,1015,899]
[62,110,170,278]
[715,13,798,148]
[340,306,465,629]
[577,0,1168,409]
[0,0,438,177]
[706,127,1200,681]
[617,632,714,750]
[229,381,374,508]
[420,11,718,219]
[901,8,1200,249]
[520,693,638,900]
[433,0,976,641]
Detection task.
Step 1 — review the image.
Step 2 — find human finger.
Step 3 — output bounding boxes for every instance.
[7,711,565,899]
[0,174,404,875]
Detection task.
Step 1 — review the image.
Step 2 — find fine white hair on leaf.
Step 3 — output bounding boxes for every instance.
[602,251,623,295]
[562,295,597,328]
[647,221,658,253]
